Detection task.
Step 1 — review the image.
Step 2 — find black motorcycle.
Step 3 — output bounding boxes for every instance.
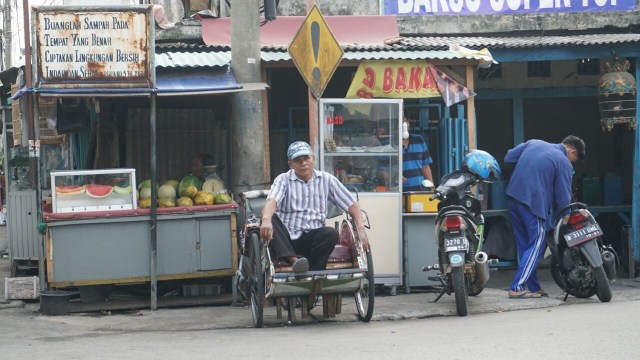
[422,171,493,316]
[549,202,616,302]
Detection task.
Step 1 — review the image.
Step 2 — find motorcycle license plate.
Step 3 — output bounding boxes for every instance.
[445,237,468,251]
[563,224,603,247]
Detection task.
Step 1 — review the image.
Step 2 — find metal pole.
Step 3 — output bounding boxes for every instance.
[150,92,158,309]
[306,0,318,155]
[632,57,640,275]
[3,0,11,68]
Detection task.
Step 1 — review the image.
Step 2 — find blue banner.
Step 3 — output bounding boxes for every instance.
[385,0,635,15]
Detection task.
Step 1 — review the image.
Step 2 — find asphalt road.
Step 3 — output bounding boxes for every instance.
[1,296,638,360]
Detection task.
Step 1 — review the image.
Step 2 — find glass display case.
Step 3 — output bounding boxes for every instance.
[319,99,402,193]
[51,168,137,213]
[319,99,404,288]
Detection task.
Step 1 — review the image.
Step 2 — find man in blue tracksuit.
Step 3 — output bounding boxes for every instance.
[504,135,585,298]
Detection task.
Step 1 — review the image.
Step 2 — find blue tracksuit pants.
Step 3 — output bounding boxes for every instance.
[508,200,547,292]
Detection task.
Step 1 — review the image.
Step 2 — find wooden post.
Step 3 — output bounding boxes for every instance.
[465,65,476,151]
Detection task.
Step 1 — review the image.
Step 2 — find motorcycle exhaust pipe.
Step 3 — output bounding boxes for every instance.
[474,251,491,287]
[601,250,616,280]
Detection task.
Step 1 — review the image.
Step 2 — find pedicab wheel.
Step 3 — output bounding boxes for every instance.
[355,250,375,322]
[248,233,264,328]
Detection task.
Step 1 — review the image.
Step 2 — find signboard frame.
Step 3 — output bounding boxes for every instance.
[33,6,154,89]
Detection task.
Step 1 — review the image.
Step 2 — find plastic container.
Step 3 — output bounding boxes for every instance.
[603,174,622,205]
[40,290,77,315]
[582,177,602,206]
[490,180,508,209]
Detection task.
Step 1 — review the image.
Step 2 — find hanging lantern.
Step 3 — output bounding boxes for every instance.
[597,54,637,132]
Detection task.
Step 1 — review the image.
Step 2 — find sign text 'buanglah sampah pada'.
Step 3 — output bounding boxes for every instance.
[34,7,152,87]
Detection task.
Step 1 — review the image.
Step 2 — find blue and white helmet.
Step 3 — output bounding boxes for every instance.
[462,149,502,182]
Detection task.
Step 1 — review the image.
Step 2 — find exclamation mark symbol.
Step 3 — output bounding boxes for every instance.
[311,21,321,82]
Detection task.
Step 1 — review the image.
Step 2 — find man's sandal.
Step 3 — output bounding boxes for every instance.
[508,290,542,299]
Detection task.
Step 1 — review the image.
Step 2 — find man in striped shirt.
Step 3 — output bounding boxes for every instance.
[260,141,370,273]
[402,120,434,191]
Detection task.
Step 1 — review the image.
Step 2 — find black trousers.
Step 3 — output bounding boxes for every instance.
[269,215,338,271]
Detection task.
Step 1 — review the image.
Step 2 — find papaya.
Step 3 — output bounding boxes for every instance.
[177,197,193,207]
[194,191,215,206]
[158,197,176,208]
[214,192,232,205]
[139,198,152,208]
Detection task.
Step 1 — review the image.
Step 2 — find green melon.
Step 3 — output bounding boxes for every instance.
[178,174,203,198]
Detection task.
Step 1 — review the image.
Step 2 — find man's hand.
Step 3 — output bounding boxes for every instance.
[259,218,273,242]
[259,199,277,243]
[356,225,371,252]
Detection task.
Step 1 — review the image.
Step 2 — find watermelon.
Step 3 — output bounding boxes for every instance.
[86,184,113,199]
[56,185,85,196]
[178,174,203,198]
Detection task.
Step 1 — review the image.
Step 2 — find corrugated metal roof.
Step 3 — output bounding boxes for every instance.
[158,48,493,66]
[155,33,640,67]
[156,51,231,68]
[400,34,640,50]
[260,49,489,62]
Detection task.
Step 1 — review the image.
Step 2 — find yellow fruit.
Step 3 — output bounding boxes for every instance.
[180,185,198,199]
[177,197,193,207]
[139,198,152,208]
[194,191,214,205]
[214,192,232,204]
[158,197,176,208]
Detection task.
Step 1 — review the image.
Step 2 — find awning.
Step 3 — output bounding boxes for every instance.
[201,16,399,48]
[16,65,267,98]
[155,66,242,96]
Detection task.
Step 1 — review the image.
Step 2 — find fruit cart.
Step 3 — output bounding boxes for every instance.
[41,168,238,311]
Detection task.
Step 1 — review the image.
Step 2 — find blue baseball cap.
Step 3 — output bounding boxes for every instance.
[287,141,312,160]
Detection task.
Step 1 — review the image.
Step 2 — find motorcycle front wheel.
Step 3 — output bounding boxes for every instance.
[592,266,612,302]
[451,266,468,316]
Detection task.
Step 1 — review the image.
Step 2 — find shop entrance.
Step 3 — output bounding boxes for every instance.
[404,100,468,184]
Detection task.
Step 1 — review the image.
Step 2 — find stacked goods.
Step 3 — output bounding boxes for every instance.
[137,174,233,208]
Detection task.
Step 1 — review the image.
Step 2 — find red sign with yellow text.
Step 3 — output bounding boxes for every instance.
[346,60,475,107]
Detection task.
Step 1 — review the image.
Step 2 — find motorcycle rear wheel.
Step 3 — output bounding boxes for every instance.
[452,266,468,316]
[550,256,596,299]
[592,265,612,302]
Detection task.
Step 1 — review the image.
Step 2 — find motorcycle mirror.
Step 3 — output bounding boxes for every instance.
[421,179,435,189]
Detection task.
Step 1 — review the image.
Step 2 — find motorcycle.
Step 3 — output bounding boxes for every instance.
[549,202,616,302]
[422,150,501,316]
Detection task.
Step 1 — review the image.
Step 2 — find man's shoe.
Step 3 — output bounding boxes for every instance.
[292,257,309,274]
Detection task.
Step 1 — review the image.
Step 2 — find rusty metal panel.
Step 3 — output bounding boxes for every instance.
[34,6,153,88]
[125,107,229,184]
[7,191,39,261]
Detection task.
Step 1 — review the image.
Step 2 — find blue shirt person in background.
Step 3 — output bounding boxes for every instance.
[504,135,585,299]
[402,119,434,191]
